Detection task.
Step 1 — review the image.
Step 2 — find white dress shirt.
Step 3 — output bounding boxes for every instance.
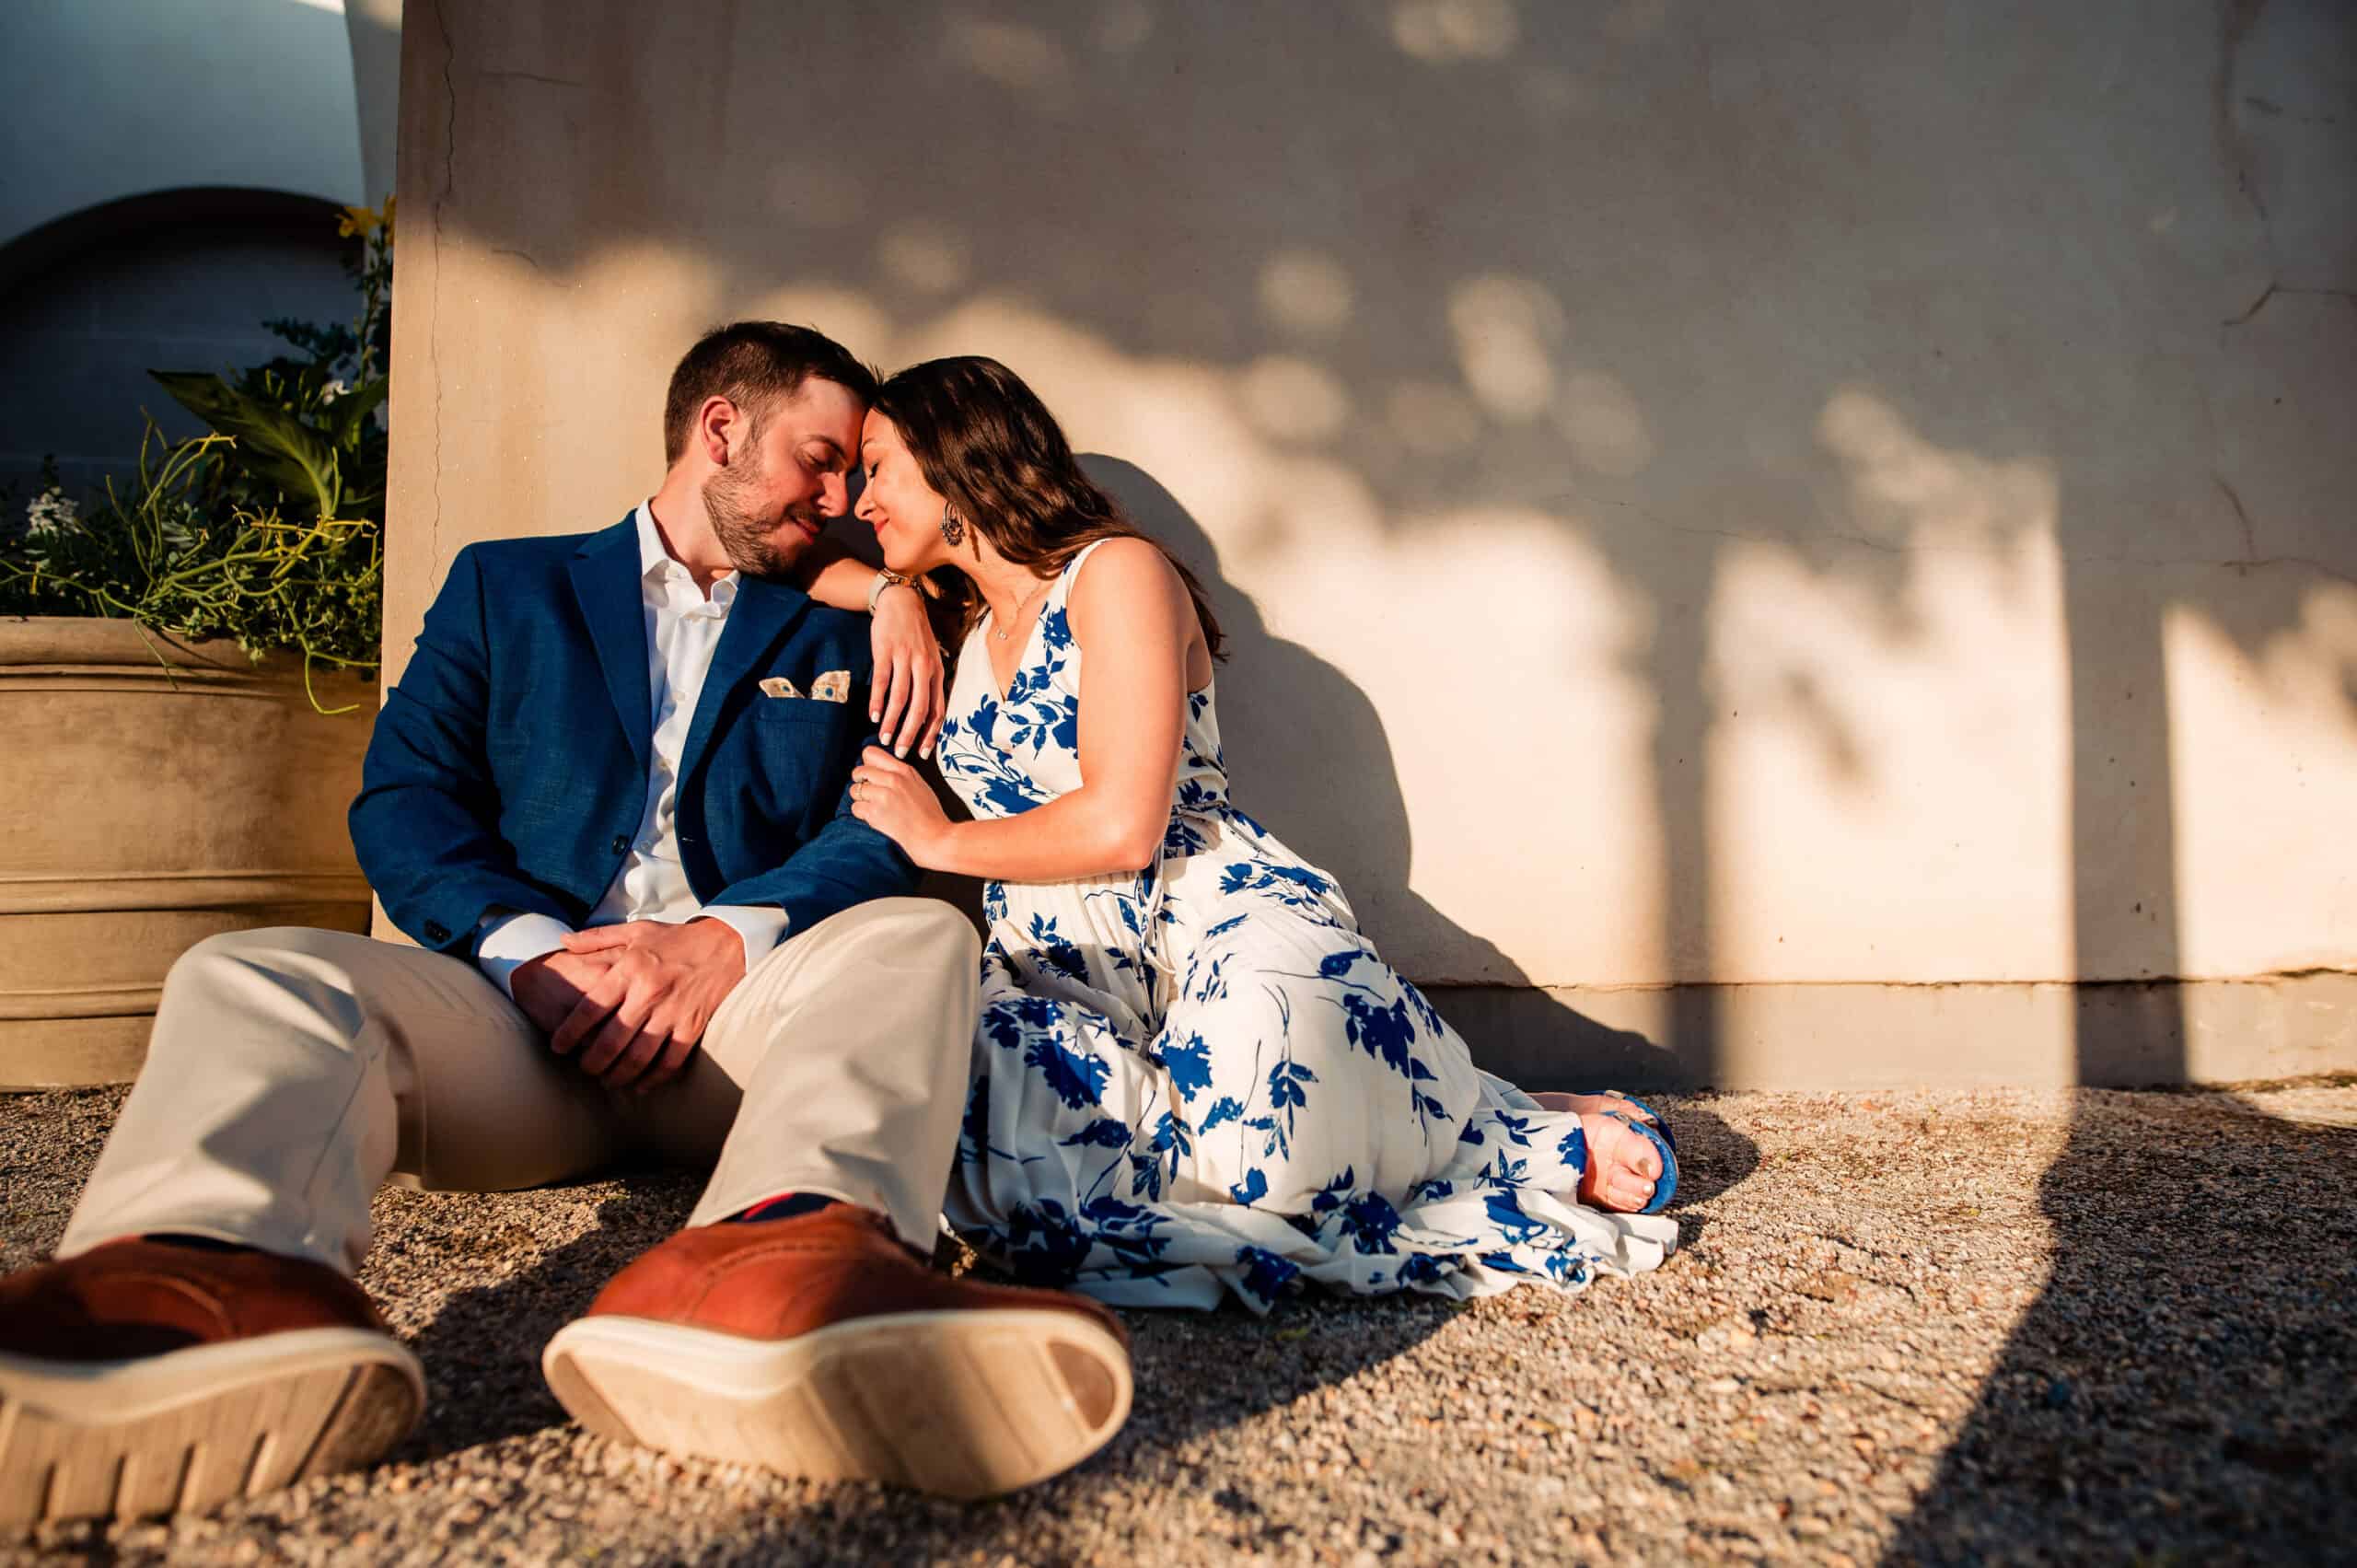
[477,502,791,997]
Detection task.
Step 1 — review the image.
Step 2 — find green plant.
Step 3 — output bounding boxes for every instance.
[0,201,395,713]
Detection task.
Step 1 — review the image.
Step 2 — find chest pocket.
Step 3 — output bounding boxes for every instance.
[750,696,844,726]
[738,695,850,822]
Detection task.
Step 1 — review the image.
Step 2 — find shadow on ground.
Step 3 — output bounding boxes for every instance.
[1654,1100,1758,1224]
[383,1117,1757,1461]
[385,1176,698,1464]
[1888,1089,2357,1564]
[377,1080,1753,1560]
[380,1173,1457,1551]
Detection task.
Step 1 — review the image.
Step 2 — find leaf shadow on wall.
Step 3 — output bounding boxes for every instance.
[1086,454,1756,1210]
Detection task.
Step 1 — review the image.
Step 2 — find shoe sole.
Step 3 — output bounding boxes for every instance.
[541,1308,1132,1500]
[0,1329,424,1527]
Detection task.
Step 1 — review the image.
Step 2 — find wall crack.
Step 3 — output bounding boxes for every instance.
[2223,282,2357,326]
[481,69,585,89]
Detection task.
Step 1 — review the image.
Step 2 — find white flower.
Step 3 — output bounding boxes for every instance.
[319,378,349,404]
[25,488,75,537]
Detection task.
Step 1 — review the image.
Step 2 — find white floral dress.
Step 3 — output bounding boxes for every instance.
[935,541,1678,1310]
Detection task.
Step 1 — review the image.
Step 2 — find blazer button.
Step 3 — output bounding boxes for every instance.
[610,834,631,854]
[424,920,450,944]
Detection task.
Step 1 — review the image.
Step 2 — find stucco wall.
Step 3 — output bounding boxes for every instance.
[385,0,2357,1089]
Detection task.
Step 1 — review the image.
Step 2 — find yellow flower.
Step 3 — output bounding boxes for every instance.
[337,203,378,238]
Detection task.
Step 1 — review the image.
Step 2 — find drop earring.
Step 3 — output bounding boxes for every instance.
[939,502,965,548]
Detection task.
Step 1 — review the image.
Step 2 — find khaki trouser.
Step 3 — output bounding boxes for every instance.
[58,899,979,1272]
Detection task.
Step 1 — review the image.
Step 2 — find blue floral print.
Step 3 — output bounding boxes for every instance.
[935,541,1677,1310]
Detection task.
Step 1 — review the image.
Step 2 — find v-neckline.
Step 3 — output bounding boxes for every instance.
[980,571,1059,704]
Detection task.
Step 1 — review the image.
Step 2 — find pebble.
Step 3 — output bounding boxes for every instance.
[2,1082,2351,1564]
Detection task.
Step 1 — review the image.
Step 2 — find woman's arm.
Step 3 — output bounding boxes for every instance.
[851,537,1195,878]
[790,540,946,757]
[793,539,877,610]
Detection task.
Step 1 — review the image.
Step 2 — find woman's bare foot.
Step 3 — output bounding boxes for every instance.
[1527,1092,1667,1211]
[1571,1110,1664,1213]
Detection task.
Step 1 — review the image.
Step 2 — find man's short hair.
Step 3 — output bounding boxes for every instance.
[663,321,878,463]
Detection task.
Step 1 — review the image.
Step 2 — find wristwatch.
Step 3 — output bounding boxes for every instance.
[866,568,920,615]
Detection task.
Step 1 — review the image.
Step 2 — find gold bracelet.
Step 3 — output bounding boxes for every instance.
[866,568,919,615]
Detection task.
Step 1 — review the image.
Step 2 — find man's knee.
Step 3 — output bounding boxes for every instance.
[170,923,342,985]
[156,925,377,1055]
[901,899,983,963]
[842,898,982,970]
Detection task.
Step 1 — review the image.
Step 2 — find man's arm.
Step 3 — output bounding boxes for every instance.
[349,544,578,956]
[706,720,925,924]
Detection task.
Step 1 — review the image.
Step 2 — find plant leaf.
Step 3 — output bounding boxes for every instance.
[331,376,390,449]
[150,371,341,519]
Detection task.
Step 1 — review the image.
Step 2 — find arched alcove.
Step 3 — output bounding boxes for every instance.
[0,187,360,505]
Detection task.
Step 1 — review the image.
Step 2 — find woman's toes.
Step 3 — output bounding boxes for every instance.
[1609,1149,1656,1206]
[1576,1112,1635,1210]
[1574,1109,1667,1212]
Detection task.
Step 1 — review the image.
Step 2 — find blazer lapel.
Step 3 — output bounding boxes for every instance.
[568,517,652,772]
[676,574,812,786]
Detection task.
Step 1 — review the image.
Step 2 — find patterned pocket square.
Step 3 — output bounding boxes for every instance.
[810,669,852,703]
[758,676,805,699]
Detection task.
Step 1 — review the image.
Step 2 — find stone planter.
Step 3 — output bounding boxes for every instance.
[0,618,375,1088]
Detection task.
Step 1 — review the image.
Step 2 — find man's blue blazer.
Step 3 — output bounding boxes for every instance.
[351,514,917,957]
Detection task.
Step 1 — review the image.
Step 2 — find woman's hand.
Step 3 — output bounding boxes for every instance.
[850,745,953,865]
[869,586,945,760]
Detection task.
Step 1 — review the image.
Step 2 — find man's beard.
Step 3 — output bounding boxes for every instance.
[703,450,819,577]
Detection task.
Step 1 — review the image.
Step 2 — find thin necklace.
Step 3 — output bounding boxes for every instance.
[991,575,1051,644]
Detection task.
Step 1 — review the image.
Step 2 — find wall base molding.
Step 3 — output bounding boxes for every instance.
[1434,974,2357,1092]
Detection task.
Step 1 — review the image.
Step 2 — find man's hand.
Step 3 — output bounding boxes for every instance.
[509,947,621,1040]
[544,918,749,1094]
[869,584,946,760]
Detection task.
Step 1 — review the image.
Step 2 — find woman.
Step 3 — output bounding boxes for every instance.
[842,356,1679,1310]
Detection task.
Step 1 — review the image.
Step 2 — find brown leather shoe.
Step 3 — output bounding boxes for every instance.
[540,1205,1132,1499]
[0,1239,424,1527]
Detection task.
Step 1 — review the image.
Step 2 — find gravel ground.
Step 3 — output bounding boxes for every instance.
[4,1081,2352,1566]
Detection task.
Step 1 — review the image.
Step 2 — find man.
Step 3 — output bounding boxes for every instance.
[0,323,1132,1525]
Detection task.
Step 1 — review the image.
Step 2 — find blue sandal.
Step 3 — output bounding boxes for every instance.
[1588,1101,1678,1215]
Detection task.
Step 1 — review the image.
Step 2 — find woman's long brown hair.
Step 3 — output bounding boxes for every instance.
[869,355,1226,660]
